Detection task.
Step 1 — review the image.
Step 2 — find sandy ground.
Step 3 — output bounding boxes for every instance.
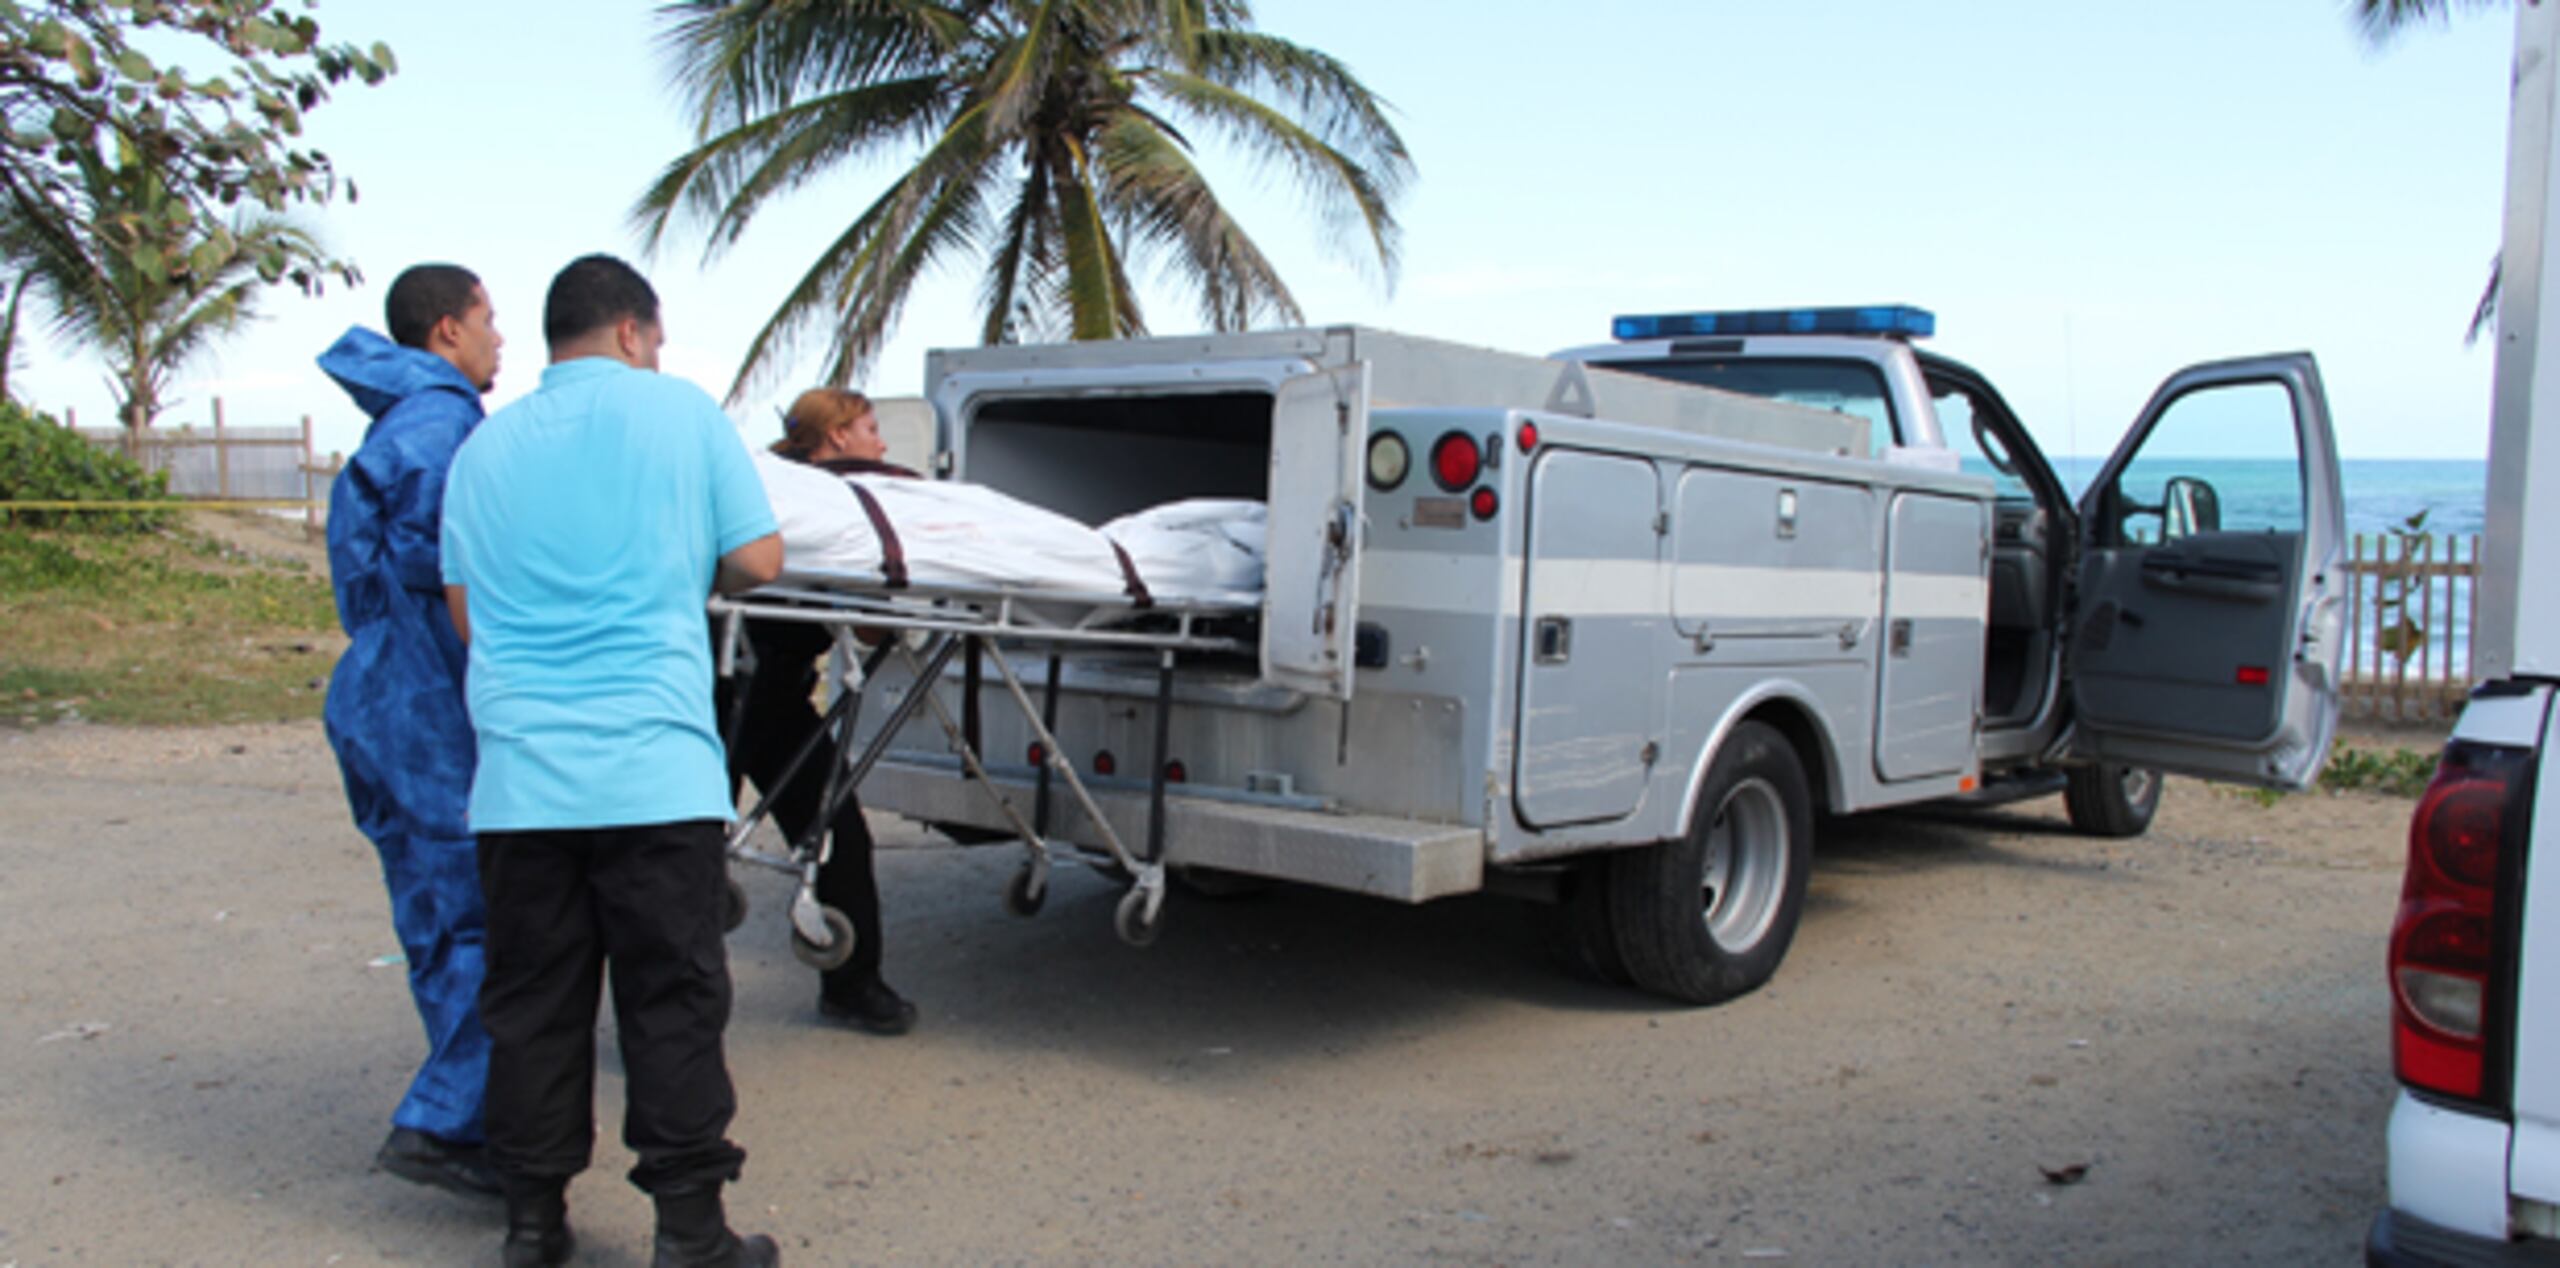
[0,719,2426,1265]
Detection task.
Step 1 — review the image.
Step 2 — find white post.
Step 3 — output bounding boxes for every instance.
[2476,1,2560,680]
[213,397,230,500]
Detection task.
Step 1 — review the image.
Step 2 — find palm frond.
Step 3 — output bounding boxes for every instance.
[656,0,969,131]
[632,74,956,260]
[1093,111,1297,330]
[1145,69,1402,279]
[717,99,1003,400]
[2350,0,2505,44]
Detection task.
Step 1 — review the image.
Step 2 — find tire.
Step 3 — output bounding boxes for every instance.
[1171,865,1271,901]
[2063,763,2162,838]
[1557,859,1634,987]
[1607,720,1813,1006]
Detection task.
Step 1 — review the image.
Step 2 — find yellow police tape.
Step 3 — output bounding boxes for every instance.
[0,500,314,512]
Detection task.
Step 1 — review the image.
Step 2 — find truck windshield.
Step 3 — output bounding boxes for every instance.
[1594,356,1896,455]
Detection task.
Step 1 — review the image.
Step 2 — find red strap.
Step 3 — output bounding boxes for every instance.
[1109,540,1153,609]
[843,480,908,588]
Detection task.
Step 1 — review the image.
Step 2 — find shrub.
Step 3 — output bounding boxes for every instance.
[0,399,172,532]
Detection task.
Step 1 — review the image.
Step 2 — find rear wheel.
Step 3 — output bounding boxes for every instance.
[2064,762,2162,838]
[1608,720,1812,1005]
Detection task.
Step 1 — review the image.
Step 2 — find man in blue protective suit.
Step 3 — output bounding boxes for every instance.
[318,263,506,1198]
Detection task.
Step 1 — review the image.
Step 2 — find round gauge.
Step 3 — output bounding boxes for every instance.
[1367,431,1411,491]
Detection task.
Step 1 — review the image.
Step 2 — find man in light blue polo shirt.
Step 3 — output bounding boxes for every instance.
[440,254,783,1268]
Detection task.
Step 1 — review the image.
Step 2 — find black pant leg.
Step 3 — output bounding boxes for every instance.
[733,620,892,990]
[731,624,829,847]
[477,830,606,1184]
[589,819,747,1195]
[814,803,885,991]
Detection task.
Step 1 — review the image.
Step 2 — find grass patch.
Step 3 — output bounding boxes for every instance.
[2229,741,2443,807]
[0,524,340,727]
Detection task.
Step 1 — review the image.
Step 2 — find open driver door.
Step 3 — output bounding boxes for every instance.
[2066,353,2345,789]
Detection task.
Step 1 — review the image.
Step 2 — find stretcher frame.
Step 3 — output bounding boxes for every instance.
[711,574,1257,958]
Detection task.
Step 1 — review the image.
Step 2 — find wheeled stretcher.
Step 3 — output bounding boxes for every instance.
[711,572,1258,961]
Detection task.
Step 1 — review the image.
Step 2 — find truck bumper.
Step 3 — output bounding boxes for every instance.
[2370,1210,2560,1267]
[860,757,1486,903]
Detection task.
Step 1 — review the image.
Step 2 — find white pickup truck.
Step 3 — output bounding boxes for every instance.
[841,307,2346,1005]
[2368,4,2560,1263]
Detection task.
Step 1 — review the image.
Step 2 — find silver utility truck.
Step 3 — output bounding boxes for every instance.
[849,313,2347,1004]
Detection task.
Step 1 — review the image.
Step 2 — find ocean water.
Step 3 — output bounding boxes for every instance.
[1992,456,2488,675]
[2043,455,2487,542]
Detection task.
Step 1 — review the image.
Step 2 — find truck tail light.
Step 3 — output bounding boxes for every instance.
[1430,430,1482,492]
[2389,741,2532,1106]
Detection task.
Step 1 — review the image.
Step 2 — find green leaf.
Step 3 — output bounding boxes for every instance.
[115,49,157,82]
[65,32,102,90]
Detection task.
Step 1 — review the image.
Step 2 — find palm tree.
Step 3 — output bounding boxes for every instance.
[4,152,324,433]
[636,0,1413,401]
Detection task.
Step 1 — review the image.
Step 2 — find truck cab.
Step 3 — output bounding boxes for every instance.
[1555,304,2348,834]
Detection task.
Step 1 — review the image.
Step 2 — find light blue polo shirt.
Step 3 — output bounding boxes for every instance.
[440,357,777,832]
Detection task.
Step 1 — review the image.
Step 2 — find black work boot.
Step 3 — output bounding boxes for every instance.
[817,977,917,1036]
[650,1186,779,1268]
[376,1127,503,1198]
[500,1180,574,1268]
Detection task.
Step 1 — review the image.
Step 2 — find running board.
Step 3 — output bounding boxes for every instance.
[1948,768,2069,807]
[861,758,1485,903]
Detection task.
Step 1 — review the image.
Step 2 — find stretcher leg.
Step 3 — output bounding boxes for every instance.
[976,644,1168,946]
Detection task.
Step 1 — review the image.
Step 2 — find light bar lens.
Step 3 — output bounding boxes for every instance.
[1611,305,1936,341]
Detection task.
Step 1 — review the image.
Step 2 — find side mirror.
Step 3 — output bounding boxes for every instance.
[2163,475,2221,538]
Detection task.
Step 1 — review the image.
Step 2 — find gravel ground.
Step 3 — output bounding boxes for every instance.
[0,720,2417,1265]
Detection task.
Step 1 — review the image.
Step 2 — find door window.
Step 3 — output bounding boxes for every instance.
[1931,384,2034,501]
[2092,381,2301,547]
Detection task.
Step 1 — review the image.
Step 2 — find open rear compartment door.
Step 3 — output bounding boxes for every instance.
[1261,365,1370,700]
[2067,353,2344,789]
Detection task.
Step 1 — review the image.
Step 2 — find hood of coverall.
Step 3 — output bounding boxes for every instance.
[318,326,480,423]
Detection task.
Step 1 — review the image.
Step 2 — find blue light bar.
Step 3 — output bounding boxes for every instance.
[1610,305,1936,342]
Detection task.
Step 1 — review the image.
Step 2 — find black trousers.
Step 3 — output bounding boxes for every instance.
[477,820,747,1194]
[720,619,886,996]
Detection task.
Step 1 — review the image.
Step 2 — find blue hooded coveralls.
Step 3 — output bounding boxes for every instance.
[319,327,489,1144]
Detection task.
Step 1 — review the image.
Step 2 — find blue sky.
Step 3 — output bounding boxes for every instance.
[10,1,2516,464]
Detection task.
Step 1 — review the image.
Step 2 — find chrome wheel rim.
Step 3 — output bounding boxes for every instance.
[2120,766,2160,810]
[1701,776,1788,951]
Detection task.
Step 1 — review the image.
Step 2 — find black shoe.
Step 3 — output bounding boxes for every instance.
[651,1187,780,1268]
[818,980,917,1036]
[375,1127,502,1198]
[501,1181,575,1267]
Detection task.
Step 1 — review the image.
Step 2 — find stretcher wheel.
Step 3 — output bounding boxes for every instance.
[723,877,749,934]
[1003,865,1047,917]
[1113,887,1162,948]
[790,906,857,971]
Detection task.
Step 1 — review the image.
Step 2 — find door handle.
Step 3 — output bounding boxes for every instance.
[1534,616,1573,664]
[2140,553,2281,601]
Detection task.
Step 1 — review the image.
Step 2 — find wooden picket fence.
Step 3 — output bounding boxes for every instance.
[66,400,339,534]
[2342,531,2480,724]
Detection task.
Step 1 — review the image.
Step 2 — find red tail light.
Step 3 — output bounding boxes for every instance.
[2389,745,2524,1104]
[1430,430,1483,492]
